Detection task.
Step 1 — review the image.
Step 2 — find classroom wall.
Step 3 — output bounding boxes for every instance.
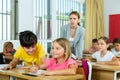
[18,0,120,38]
[18,0,34,33]
[104,0,120,37]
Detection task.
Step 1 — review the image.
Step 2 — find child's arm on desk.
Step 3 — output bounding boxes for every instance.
[97,57,120,65]
[41,64,77,76]
[2,58,19,70]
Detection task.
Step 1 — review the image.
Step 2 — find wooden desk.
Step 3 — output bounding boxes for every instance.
[92,62,120,80]
[77,61,120,80]
[0,67,83,80]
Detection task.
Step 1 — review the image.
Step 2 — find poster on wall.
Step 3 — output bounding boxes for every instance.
[109,14,120,43]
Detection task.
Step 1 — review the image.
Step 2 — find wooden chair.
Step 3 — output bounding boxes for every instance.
[0,53,5,64]
[77,60,92,80]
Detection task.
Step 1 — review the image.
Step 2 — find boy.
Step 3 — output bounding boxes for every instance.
[111,38,120,56]
[83,38,99,54]
[2,30,46,70]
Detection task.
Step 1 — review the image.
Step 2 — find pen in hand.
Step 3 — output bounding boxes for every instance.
[31,61,38,72]
[32,61,34,67]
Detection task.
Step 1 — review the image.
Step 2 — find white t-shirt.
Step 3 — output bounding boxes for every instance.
[111,48,120,56]
[92,51,115,61]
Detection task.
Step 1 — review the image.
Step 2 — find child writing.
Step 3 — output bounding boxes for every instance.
[2,30,46,70]
[3,41,16,56]
[88,36,119,65]
[30,38,78,75]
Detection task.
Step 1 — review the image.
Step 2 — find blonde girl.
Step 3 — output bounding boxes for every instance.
[30,38,78,75]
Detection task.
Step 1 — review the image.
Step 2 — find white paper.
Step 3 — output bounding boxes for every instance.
[0,64,8,71]
[28,70,44,75]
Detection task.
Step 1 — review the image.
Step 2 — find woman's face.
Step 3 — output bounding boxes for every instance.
[51,41,65,59]
[69,14,79,27]
[23,45,36,55]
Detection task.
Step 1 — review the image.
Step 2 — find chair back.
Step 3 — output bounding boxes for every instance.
[82,60,92,80]
[0,53,5,64]
[87,61,92,80]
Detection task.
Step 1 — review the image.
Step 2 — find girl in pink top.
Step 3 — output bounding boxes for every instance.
[30,38,78,75]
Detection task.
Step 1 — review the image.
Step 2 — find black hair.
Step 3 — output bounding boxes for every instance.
[92,38,98,43]
[113,38,120,44]
[19,30,37,47]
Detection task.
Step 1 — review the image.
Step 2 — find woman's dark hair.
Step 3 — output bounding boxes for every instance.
[19,30,37,47]
[69,11,80,26]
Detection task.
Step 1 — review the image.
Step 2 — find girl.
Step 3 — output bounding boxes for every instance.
[91,36,119,65]
[30,38,78,75]
[3,41,16,56]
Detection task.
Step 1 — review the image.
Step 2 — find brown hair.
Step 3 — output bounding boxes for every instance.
[4,42,13,48]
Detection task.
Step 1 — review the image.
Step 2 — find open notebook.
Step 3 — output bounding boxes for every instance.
[28,70,44,75]
[22,70,44,77]
[0,64,8,71]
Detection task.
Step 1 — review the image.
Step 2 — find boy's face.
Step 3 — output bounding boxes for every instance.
[92,42,99,49]
[23,45,36,55]
[114,43,120,51]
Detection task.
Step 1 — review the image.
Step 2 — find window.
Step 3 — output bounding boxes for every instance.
[33,0,85,53]
[0,0,18,40]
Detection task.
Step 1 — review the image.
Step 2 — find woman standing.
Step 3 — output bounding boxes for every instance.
[60,11,85,59]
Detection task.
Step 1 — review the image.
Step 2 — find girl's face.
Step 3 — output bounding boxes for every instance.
[98,39,108,51]
[6,47,13,53]
[114,43,120,51]
[23,45,36,55]
[51,41,65,59]
[69,14,79,27]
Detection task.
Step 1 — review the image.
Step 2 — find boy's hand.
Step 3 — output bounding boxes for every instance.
[1,65,13,70]
[30,65,38,73]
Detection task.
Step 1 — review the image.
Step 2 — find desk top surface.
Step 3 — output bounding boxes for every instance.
[77,61,120,71]
[92,63,120,71]
[0,65,83,80]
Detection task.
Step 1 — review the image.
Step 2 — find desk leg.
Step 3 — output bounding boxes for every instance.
[0,74,10,80]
